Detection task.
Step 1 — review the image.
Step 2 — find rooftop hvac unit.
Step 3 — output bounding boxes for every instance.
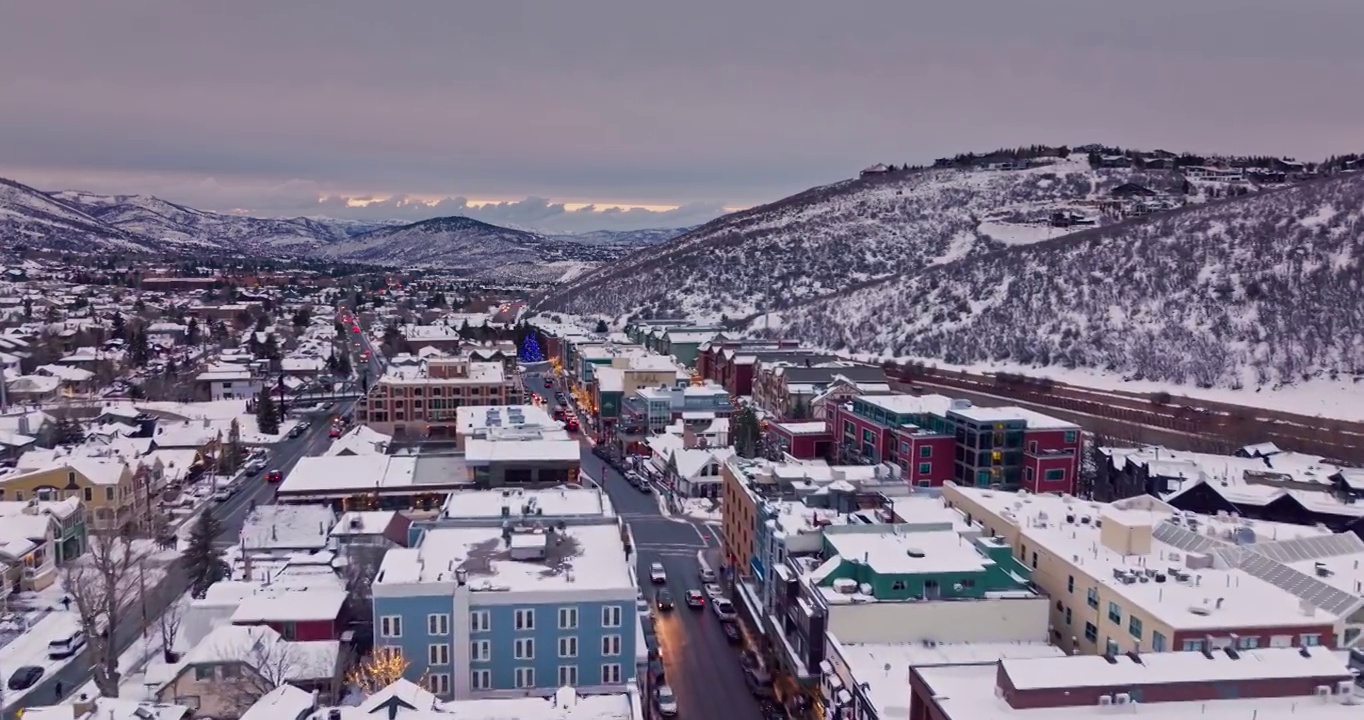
[1315,685,1331,698]
[1097,696,1113,706]
[1114,694,1130,705]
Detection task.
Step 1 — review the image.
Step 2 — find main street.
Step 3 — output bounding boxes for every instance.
[529,373,766,720]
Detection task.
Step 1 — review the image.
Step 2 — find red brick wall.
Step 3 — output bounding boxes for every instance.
[893,433,956,486]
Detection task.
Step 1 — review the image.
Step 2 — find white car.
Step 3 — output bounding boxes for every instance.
[649,562,667,584]
[212,488,233,502]
[711,597,737,622]
[703,583,724,600]
[656,684,678,716]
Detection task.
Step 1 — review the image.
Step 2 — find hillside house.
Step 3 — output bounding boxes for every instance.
[859,164,890,177]
[1109,182,1157,198]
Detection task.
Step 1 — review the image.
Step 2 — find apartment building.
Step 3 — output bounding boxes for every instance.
[371,490,640,700]
[357,357,521,437]
[943,484,1364,655]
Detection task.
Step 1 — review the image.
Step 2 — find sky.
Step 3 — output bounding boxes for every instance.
[3,0,1363,233]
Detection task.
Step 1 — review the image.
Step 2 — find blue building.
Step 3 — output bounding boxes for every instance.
[373,488,640,700]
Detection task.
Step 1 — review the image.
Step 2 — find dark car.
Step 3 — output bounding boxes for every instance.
[266,470,283,483]
[7,665,44,690]
[722,622,742,644]
[655,589,674,610]
[543,379,553,388]
[287,424,306,439]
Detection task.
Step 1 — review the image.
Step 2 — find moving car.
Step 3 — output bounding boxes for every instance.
[711,597,737,622]
[243,459,267,475]
[543,379,553,388]
[699,565,717,583]
[684,590,705,608]
[655,589,674,611]
[266,470,283,483]
[212,488,233,502]
[656,685,678,716]
[564,417,579,432]
[329,426,341,438]
[287,424,306,439]
[649,562,667,584]
[7,665,44,690]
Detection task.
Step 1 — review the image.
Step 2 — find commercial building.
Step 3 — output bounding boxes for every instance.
[942,484,1364,654]
[356,357,521,438]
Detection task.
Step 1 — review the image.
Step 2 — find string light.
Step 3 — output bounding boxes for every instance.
[346,646,418,695]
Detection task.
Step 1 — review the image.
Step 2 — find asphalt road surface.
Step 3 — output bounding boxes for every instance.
[528,373,764,720]
[4,410,349,718]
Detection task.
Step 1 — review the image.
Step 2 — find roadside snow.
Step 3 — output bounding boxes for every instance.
[0,612,83,709]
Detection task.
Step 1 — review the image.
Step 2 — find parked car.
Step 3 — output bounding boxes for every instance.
[722,622,742,644]
[47,629,86,660]
[243,459,267,475]
[711,597,737,622]
[684,590,705,608]
[656,685,678,716]
[649,562,667,584]
[655,589,674,611]
[743,666,775,698]
[212,488,233,503]
[703,583,724,600]
[699,566,717,583]
[328,427,341,438]
[564,417,579,432]
[7,665,44,690]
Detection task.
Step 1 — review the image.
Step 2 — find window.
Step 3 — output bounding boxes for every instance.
[514,638,535,660]
[559,607,578,629]
[1107,602,1122,624]
[84,487,93,502]
[1128,616,1143,639]
[891,580,907,591]
[917,462,931,475]
[1301,633,1321,646]
[601,663,623,684]
[919,445,932,458]
[558,665,578,686]
[514,608,535,631]
[601,634,621,656]
[471,669,491,690]
[470,611,490,632]
[1067,575,1074,593]
[1065,430,1078,443]
[1183,639,1205,651]
[194,666,214,680]
[427,613,450,635]
[1064,607,1072,626]
[1031,552,1038,569]
[1269,635,1293,648]
[380,616,402,638]
[1084,622,1098,642]
[220,664,239,678]
[514,667,535,689]
[1151,631,1167,652]
[1028,441,1038,454]
[426,673,450,695]
[1086,588,1099,609]
[601,605,622,628]
[470,640,490,661]
[1238,636,1259,649]
[559,636,578,658]
[105,487,115,501]
[1044,468,1066,482]
[1105,638,1119,655]
[428,644,450,665]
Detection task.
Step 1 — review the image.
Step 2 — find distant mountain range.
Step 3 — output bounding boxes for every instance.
[0,176,688,281]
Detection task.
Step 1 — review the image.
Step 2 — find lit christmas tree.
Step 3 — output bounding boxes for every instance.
[519,334,545,363]
[347,646,419,695]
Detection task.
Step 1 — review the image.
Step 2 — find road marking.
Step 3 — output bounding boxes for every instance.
[690,522,710,547]
[635,541,706,551]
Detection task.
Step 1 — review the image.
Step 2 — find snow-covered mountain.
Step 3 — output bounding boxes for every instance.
[540,156,1200,320]
[770,172,1364,390]
[48,190,395,251]
[0,178,160,253]
[545,227,692,247]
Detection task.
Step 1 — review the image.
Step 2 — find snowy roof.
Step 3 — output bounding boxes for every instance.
[455,405,556,435]
[239,504,337,552]
[772,421,829,435]
[179,624,338,682]
[825,528,990,576]
[20,699,191,720]
[375,522,632,592]
[464,437,581,464]
[330,510,399,537]
[279,456,419,495]
[231,589,348,623]
[319,681,637,720]
[947,404,1077,430]
[857,393,962,417]
[324,425,392,457]
[440,486,615,521]
[239,684,315,720]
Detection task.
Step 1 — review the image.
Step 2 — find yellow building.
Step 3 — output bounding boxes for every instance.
[942,483,1354,656]
[0,458,144,534]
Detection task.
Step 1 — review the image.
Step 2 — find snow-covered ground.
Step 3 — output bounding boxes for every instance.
[977,221,1069,246]
[677,498,722,524]
[865,353,1364,423]
[0,611,84,709]
[137,400,299,444]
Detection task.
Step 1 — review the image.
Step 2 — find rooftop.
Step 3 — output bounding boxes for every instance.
[456,405,557,436]
[948,404,1078,430]
[464,436,581,464]
[311,680,636,720]
[825,528,992,576]
[441,486,615,522]
[279,456,420,495]
[231,589,348,623]
[239,504,337,552]
[375,522,632,593]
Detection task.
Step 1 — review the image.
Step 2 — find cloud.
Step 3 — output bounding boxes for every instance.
[309,194,729,232]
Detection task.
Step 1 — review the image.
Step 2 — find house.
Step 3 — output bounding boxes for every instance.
[196,366,264,401]
[155,624,342,719]
[0,458,144,533]
[371,516,638,699]
[0,500,72,591]
[230,589,350,641]
[35,364,97,395]
[329,511,412,550]
[239,504,338,560]
[324,425,393,457]
[1109,182,1157,198]
[5,374,61,403]
[293,679,644,719]
[860,164,890,177]
[765,421,834,460]
[21,697,192,720]
[236,684,316,720]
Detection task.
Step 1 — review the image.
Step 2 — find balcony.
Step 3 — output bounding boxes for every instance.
[22,563,57,591]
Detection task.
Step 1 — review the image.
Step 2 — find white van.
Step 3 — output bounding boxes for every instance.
[48,628,86,659]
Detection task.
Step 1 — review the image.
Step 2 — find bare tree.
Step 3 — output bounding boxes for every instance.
[340,542,389,629]
[218,631,332,714]
[157,599,185,663]
[62,529,153,697]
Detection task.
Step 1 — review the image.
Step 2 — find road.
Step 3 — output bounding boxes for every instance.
[529,373,765,720]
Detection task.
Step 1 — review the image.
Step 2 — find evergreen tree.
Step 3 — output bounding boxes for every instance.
[110,312,126,340]
[255,387,280,435]
[292,307,312,328]
[186,318,200,346]
[56,415,86,445]
[457,320,475,340]
[594,319,609,334]
[518,334,545,363]
[254,314,268,333]
[129,329,150,367]
[225,418,245,472]
[337,350,353,377]
[733,405,762,458]
[22,297,32,320]
[184,509,229,598]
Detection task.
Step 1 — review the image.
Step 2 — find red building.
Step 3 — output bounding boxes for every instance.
[696,341,807,395]
[230,590,348,641]
[766,421,834,460]
[907,645,1355,720]
[828,393,1082,493]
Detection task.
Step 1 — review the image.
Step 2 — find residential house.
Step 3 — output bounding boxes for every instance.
[230,589,350,641]
[0,458,143,533]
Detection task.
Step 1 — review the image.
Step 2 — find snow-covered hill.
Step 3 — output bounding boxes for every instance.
[0,178,159,253]
[546,227,691,247]
[770,172,1364,390]
[48,191,394,251]
[540,157,1195,321]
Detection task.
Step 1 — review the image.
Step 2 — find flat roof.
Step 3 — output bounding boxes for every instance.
[464,437,581,464]
[442,487,614,520]
[376,523,632,592]
[857,393,961,417]
[824,529,990,576]
[948,405,1078,430]
[278,456,419,494]
[231,590,348,622]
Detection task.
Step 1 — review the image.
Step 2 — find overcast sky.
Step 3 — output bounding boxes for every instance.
[3,0,1362,232]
